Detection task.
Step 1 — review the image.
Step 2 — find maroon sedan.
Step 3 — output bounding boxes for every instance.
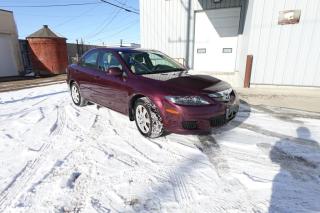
[67,48,239,138]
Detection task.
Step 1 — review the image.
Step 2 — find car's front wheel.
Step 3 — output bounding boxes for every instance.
[70,82,87,107]
[134,97,164,138]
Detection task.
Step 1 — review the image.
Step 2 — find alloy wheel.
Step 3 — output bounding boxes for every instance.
[135,105,151,133]
[71,84,80,104]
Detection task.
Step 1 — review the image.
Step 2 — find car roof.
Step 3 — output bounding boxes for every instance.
[89,47,158,53]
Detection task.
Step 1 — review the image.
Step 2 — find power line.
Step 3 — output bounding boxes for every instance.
[1,1,139,14]
[0,2,103,8]
[13,12,99,18]
[112,0,139,12]
[106,20,139,38]
[84,0,139,40]
[53,5,99,28]
[94,18,139,42]
[86,15,121,39]
[84,5,121,38]
[100,0,139,14]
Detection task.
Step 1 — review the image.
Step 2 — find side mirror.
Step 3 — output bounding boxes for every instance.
[72,57,79,64]
[108,67,123,76]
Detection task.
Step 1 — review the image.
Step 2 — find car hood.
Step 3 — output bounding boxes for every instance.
[141,71,231,94]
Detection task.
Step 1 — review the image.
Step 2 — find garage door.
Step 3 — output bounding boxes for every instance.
[0,34,18,77]
[193,8,241,72]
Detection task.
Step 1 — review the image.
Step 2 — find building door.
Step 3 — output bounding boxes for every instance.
[0,34,18,77]
[193,8,241,72]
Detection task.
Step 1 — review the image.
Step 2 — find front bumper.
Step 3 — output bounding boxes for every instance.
[160,95,239,134]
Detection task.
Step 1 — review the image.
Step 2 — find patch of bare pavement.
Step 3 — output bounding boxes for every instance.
[0,74,66,93]
[237,87,320,113]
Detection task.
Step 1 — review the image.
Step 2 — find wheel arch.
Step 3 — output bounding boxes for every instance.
[69,79,76,89]
[128,94,145,121]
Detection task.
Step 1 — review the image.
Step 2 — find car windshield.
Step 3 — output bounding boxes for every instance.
[119,50,185,75]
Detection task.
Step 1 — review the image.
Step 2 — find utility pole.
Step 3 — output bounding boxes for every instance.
[76,39,79,61]
[80,38,84,55]
[120,39,123,47]
[185,0,191,69]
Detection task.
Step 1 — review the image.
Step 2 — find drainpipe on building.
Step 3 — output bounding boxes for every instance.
[185,0,192,69]
[244,55,253,88]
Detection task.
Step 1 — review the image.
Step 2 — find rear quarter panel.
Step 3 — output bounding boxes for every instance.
[67,64,89,99]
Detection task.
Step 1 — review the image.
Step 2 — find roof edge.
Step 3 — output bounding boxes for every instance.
[26,36,67,40]
[0,8,13,13]
[26,25,65,39]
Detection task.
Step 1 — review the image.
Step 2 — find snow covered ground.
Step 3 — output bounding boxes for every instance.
[0,83,319,213]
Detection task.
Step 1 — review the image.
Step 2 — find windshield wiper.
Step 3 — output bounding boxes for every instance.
[157,68,185,73]
[138,68,186,75]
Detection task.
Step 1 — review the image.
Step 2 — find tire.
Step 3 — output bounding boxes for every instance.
[70,82,87,107]
[134,97,164,138]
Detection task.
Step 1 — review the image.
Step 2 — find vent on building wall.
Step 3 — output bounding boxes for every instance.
[278,10,301,25]
[222,48,232,53]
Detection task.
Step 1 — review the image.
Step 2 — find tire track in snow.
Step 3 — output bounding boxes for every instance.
[50,106,66,136]
[70,156,96,213]
[63,110,136,213]
[91,198,111,213]
[195,135,230,177]
[164,136,194,209]
[80,105,198,210]
[57,105,104,212]
[0,89,95,211]
[0,106,67,211]
[56,107,120,212]
[194,135,254,212]
[36,107,45,123]
[31,97,49,107]
[104,108,159,164]
[95,144,138,168]
[171,172,192,207]
[72,104,162,165]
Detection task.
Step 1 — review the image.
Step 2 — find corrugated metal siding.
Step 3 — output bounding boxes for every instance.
[197,0,241,9]
[0,10,24,75]
[140,0,319,86]
[140,0,248,68]
[235,0,254,83]
[247,0,320,86]
[140,0,189,63]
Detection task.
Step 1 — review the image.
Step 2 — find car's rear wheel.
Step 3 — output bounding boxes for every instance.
[134,97,164,138]
[70,82,87,107]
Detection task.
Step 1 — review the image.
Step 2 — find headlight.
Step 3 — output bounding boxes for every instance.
[165,96,210,105]
[208,88,233,102]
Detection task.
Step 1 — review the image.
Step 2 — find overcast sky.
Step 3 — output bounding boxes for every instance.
[0,0,140,45]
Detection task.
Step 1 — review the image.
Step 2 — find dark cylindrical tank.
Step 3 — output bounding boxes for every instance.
[27,25,67,75]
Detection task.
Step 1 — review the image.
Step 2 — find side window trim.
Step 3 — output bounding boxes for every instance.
[98,50,111,72]
[97,50,103,71]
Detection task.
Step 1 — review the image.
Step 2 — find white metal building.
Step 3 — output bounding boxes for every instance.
[0,9,23,77]
[140,0,320,87]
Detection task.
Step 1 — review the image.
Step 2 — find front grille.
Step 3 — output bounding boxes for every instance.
[210,115,227,127]
[182,121,198,130]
